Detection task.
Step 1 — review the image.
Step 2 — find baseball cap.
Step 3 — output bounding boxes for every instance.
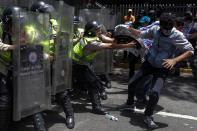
[139,16,151,23]
[128,9,132,12]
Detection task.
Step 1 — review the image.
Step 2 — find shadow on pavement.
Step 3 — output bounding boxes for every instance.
[12,110,66,131]
[110,69,197,104]
[43,110,67,129]
[163,76,197,103]
[119,110,168,130]
[129,113,168,131]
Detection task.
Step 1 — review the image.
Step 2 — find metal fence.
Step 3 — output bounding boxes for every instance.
[76,3,197,25]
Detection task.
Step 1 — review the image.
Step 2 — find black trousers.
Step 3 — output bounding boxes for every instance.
[72,63,102,108]
[128,53,140,79]
[0,73,12,131]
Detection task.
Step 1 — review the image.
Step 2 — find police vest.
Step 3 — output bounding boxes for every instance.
[23,24,48,53]
[72,36,100,64]
[49,18,59,55]
[0,22,11,68]
[0,22,3,37]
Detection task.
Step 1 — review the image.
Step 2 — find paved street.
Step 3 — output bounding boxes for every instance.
[17,68,197,131]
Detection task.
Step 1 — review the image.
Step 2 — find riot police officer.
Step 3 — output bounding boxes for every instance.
[72,21,136,115]
[0,6,47,131]
[30,1,75,129]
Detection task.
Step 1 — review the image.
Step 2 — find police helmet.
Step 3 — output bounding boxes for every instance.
[30,1,54,13]
[84,21,101,37]
[1,6,22,33]
[159,13,176,30]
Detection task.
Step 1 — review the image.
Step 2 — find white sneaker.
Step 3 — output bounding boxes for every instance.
[144,116,158,129]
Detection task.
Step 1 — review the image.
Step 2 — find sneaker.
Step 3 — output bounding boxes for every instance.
[144,116,158,129]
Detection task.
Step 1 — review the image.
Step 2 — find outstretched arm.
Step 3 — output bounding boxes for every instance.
[100,40,137,49]
[83,40,137,53]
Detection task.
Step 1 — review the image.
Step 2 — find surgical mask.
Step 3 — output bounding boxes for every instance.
[184,22,193,28]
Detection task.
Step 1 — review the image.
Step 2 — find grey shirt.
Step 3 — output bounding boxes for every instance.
[140,26,194,68]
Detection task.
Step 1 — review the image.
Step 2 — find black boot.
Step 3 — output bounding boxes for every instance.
[0,109,11,131]
[33,113,47,131]
[89,90,108,115]
[65,116,75,129]
[92,106,108,115]
[57,91,75,129]
[100,90,108,100]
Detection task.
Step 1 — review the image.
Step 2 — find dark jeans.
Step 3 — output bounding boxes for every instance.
[127,61,168,116]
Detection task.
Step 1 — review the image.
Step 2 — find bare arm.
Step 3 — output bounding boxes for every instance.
[84,40,137,54]
[98,34,115,43]
[100,40,136,49]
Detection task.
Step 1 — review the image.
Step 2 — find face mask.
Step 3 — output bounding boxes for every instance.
[184,22,193,28]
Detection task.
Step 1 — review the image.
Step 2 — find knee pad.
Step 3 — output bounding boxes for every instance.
[0,95,12,109]
[56,90,69,101]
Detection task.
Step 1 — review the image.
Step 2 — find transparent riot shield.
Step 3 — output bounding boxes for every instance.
[48,1,74,95]
[12,11,51,121]
[79,9,114,87]
[99,9,117,75]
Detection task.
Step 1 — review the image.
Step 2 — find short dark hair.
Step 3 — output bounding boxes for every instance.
[160,13,176,30]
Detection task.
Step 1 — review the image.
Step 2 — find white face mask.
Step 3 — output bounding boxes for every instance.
[184,22,193,28]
